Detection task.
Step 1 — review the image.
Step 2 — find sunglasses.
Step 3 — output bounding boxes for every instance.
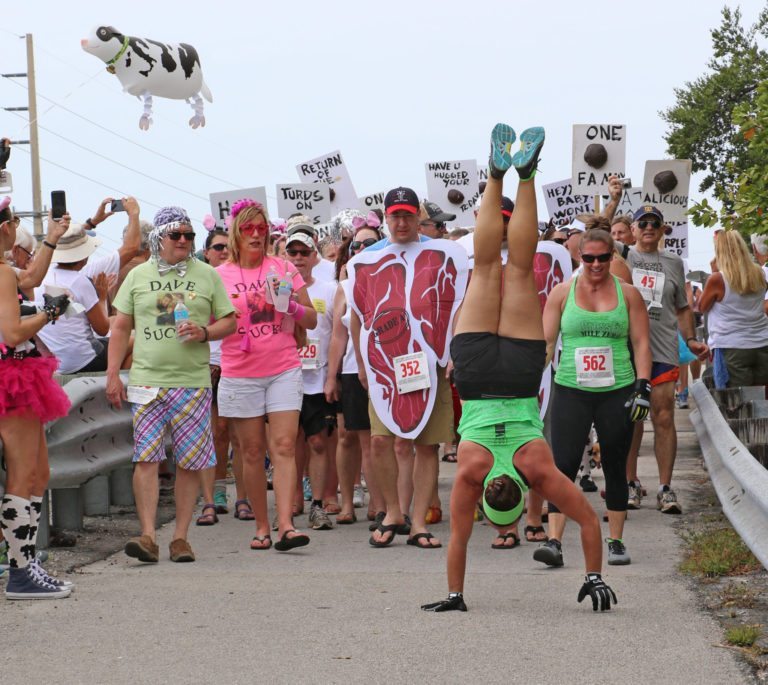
[638,219,661,230]
[167,231,196,242]
[207,243,228,252]
[240,222,269,236]
[553,238,566,245]
[581,252,612,263]
[286,248,313,257]
[350,238,378,252]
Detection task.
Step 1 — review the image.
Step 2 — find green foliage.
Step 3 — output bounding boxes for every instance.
[725,624,761,647]
[662,6,768,229]
[679,527,761,577]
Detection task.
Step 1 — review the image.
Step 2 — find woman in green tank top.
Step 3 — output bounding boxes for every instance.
[542,229,651,568]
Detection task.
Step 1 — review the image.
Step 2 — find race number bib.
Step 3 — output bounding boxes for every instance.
[127,386,160,405]
[632,269,665,309]
[393,351,431,395]
[575,347,615,387]
[299,338,320,370]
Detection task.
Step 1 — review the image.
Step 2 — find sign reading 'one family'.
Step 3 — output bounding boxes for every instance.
[359,191,386,213]
[641,159,692,222]
[425,159,479,226]
[572,124,626,195]
[276,183,331,225]
[543,178,594,224]
[209,187,268,228]
[296,150,357,212]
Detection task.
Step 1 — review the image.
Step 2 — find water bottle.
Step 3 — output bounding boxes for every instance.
[275,274,292,313]
[264,268,279,306]
[174,299,190,341]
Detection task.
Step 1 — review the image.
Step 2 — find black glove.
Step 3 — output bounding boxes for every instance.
[42,293,70,323]
[624,378,651,422]
[577,573,617,611]
[421,592,467,613]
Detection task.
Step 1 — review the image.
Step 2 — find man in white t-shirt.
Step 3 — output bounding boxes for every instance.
[285,232,338,530]
[285,214,336,283]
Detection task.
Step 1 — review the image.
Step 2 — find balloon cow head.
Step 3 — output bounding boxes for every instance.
[81,26,212,130]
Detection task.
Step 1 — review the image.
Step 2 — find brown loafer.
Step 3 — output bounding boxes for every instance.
[125,535,159,563]
[169,538,195,563]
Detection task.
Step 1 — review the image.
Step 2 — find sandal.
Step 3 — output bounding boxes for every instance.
[274,529,310,552]
[234,499,255,521]
[368,511,386,532]
[369,522,400,548]
[425,506,442,525]
[492,531,520,549]
[407,532,442,549]
[250,535,272,550]
[336,512,357,525]
[324,502,341,515]
[195,503,218,526]
[441,451,457,463]
[524,525,548,543]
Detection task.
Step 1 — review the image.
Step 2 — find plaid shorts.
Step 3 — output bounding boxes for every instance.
[132,387,215,471]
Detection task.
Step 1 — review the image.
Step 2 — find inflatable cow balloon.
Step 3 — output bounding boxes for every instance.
[81,26,212,130]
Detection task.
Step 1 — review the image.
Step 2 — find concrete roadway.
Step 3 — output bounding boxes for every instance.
[3,410,749,684]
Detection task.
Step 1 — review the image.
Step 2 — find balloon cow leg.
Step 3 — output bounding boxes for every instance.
[138,91,154,131]
[187,94,206,129]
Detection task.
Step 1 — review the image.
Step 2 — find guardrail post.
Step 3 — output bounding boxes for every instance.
[51,487,84,531]
[36,490,50,550]
[110,466,135,506]
[83,475,110,516]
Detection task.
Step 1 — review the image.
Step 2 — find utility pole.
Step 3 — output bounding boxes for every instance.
[2,33,44,238]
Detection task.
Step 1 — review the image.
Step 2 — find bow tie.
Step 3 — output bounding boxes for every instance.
[156,258,188,277]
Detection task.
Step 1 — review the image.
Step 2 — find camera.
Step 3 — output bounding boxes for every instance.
[111,199,125,212]
[621,178,632,189]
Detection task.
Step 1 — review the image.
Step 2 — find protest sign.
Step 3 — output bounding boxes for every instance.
[543,178,594,225]
[359,191,386,213]
[296,150,358,212]
[425,159,479,226]
[276,183,331,225]
[572,124,626,195]
[209,187,268,228]
[600,186,644,218]
[641,160,692,222]
[663,220,688,258]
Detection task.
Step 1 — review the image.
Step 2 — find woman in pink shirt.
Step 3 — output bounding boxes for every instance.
[217,200,317,551]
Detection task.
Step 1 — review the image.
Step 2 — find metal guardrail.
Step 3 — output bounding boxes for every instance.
[690,380,768,570]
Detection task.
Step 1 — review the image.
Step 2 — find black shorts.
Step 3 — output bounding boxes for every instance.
[74,337,109,374]
[341,373,370,431]
[450,332,546,400]
[300,393,336,438]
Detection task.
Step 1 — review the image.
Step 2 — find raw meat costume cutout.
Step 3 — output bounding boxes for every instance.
[348,241,468,438]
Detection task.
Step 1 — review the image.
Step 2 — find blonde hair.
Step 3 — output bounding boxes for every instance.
[227,206,270,264]
[716,230,766,295]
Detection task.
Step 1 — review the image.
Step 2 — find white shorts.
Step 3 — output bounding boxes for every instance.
[218,367,303,418]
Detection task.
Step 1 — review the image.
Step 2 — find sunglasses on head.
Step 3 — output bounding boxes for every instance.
[240,222,269,235]
[638,219,661,230]
[207,243,227,252]
[286,248,313,257]
[167,231,195,242]
[350,238,378,252]
[581,252,612,263]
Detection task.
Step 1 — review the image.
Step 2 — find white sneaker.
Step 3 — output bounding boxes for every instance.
[627,482,642,510]
[657,487,682,514]
[353,485,365,509]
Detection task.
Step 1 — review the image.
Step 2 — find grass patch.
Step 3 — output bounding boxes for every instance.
[679,528,762,577]
[719,582,760,609]
[725,624,761,647]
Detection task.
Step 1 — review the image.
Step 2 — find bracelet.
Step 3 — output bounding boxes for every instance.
[201,326,209,343]
[84,218,96,229]
[42,240,57,250]
[686,337,697,345]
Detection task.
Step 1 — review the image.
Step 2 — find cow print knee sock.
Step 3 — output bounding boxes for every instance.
[29,495,44,550]
[0,495,33,569]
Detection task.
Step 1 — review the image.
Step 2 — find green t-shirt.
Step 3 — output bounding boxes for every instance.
[113,259,236,388]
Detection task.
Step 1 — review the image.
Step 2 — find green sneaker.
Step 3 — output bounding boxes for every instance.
[488,123,516,179]
[213,489,229,514]
[512,126,545,181]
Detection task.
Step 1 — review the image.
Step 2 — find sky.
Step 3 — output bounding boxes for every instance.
[2,0,765,270]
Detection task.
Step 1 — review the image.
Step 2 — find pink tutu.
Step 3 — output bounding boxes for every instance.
[0,355,71,423]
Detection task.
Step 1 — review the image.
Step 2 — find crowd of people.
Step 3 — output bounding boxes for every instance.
[0,124,765,612]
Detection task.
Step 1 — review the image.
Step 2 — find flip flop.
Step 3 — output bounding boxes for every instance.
[336,512,357,525]
[441,452,457,463]
[324,502,342,515]
[492,531,520,549]
[250,535,272,550]
[195,503,218,526]
[524,525,548,543]
[234,499,255,521]
[407,532,442,549]
[274,529,310,552]
[369,522,400,548]
[368,511,386,531]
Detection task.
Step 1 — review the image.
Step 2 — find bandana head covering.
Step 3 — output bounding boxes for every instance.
[150,206,195,276]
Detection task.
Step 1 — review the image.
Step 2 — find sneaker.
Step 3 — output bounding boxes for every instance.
[676,389,689,409]
[124,535,159,563]
[580,475,598,492]
[657,487,682,514]
[353,485,365,509]
[5,566,71,600]
[606,538,631,565]
[627,482,642,510]
[308,505,334,531]
[213,489,229,514]
[29,558,75,590]
[488,123,516,179]
[533,538,564,567]
[169,538,195,562]
[512,126,545,181]
[302,476,312,502]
